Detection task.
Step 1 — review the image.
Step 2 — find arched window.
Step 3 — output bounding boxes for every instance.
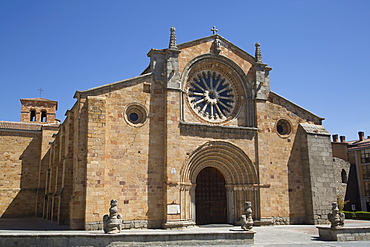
[41,110,47,122]
[341,169,348,183]
[30,110,36,122]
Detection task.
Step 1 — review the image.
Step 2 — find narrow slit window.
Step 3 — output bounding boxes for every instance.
[341,169,348,183]
[41,111,47,122]
[30,110,36,122]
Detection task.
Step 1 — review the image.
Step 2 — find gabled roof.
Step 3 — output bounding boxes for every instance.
[73,73,152,98]
[140,34,259,75]
[77,33,261,97]
[177,34,256,63]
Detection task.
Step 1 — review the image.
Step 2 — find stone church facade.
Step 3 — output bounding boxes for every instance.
[0,28,346,230]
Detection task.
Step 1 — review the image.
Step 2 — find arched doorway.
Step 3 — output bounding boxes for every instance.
[181,141,259,224]
[195,167,227,224]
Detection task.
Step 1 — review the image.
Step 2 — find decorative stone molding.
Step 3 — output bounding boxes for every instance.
[253,42,271,101]
[168,26,177,50]
[124,103,148,127]
[276,118,292,138]
[212,35,221,55]
[179,121,257,139]
[165,27,181,90]
[181,141,257,185]
[254,43,262,64]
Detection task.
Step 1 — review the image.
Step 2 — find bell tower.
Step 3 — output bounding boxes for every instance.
[20,97,58,123]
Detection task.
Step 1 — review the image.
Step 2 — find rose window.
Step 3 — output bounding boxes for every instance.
[187,70,236,123]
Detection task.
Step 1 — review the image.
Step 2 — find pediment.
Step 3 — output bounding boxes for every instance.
[177,35,256,64]
[176,35,256,75]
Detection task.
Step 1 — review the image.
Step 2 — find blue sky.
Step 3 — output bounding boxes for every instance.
[1,0,369,141]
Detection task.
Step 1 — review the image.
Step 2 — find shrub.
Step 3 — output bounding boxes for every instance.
[355,211,370,220]
[343,211,370,220]
[342,211,356,219]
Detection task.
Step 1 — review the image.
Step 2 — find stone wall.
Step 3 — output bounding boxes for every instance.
[299,123,337,224]
[84,77,164,229]
[333,157,350,206]
[0,127,41,217]
[255,99,319,224]
[42,118,74,225]
[69,98,88,229]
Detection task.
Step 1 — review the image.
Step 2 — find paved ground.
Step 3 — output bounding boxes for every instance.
[1,218,370,246]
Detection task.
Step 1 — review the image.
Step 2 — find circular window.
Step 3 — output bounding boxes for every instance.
[125,104,147,126]
[187,70,237,123]
[276,119,292,136]
[129,113,139,122]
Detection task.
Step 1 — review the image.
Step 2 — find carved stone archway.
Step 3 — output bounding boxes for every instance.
[180,141,259,224]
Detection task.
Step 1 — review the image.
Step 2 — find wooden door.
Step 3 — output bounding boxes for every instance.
[195,167,227,224]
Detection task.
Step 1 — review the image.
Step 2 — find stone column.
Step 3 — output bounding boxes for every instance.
[180,184,193,222]
[190,185,196,223]
[226,187,234,224]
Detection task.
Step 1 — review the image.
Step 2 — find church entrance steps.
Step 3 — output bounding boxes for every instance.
[0,219,254,246]
[3,219,370,246]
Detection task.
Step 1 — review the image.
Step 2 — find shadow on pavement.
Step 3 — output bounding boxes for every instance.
[0,218,69,230]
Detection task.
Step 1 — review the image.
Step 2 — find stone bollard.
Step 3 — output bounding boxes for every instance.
[328,202,345,229]
[241,201,253,231]
[103,199,122,234]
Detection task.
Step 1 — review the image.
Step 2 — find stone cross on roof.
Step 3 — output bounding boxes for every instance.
[211,26,218,35]
[37,87,44,97]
